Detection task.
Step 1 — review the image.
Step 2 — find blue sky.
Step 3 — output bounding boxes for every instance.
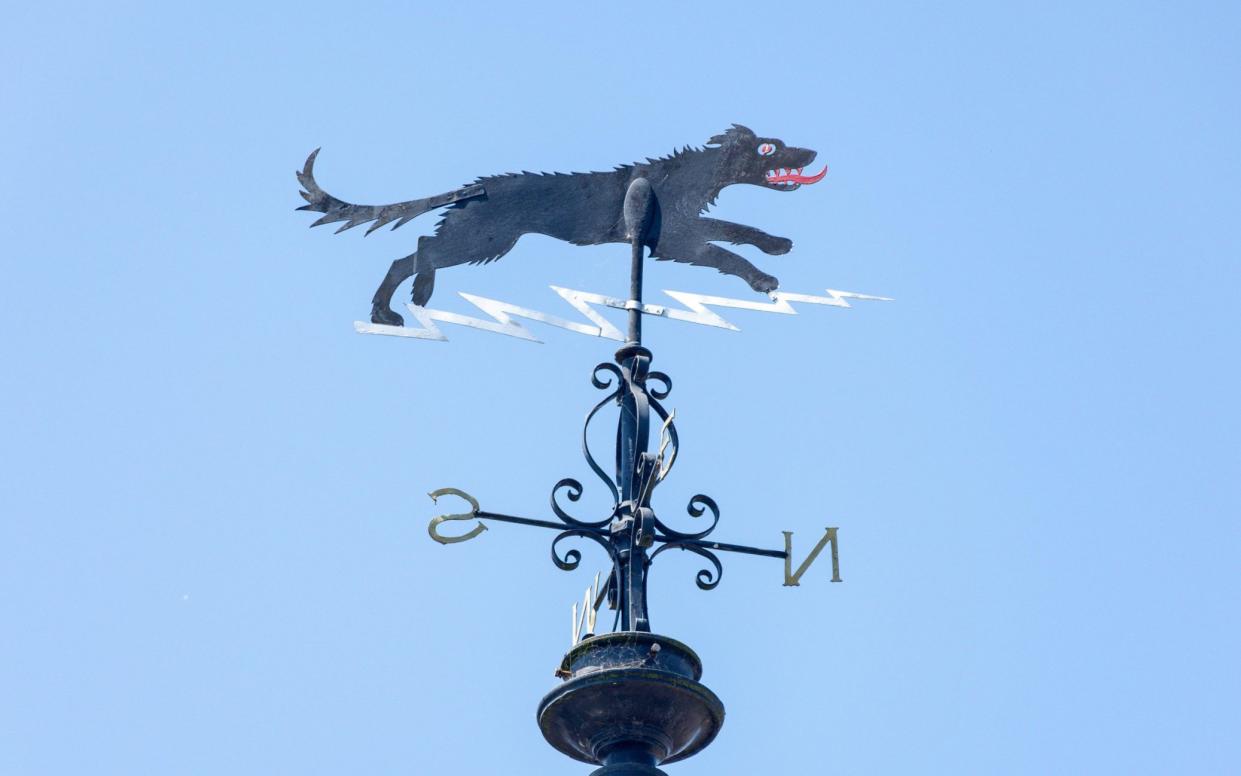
[2,2,1238,774]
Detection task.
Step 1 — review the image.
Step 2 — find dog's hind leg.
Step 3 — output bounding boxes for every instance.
[652,239,779,294]
[410,239,441,307]
[411,222,522,306]
[371,252,416,325]
[411,266,436,307]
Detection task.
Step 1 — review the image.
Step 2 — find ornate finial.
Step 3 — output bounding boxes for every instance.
[305,127,885,776]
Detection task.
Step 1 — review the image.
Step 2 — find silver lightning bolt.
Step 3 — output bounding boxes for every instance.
[354,286,892,343]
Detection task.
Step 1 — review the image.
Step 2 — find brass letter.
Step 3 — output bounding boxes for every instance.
[427,488,488,545]
[570,572,602,647]
[783,528,841,586]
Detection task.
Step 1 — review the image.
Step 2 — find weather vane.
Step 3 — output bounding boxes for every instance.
[297,125,887,775]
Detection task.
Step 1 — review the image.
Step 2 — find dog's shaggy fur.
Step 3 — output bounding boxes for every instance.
[297,125,824,326]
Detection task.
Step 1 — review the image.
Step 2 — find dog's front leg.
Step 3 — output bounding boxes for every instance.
[698,218,792,255]
[652,238,779,294]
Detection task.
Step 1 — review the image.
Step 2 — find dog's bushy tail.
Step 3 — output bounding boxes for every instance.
[296,149,485,236]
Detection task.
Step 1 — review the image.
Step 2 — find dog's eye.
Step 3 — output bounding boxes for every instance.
[756,143,776,156]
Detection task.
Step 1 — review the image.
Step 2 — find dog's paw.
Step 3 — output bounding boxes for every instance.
[764,236,793,255]
[750,273,779,294]
[371,304,405,327]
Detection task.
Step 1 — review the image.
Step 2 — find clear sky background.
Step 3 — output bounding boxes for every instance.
[2,2,1238,774]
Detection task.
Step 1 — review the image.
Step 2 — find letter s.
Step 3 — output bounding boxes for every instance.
[427,488,488,545]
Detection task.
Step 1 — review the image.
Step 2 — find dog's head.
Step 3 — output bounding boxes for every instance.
[706,124,827,192]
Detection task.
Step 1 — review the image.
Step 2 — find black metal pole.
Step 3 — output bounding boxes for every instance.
[612,177,657,631]
[628,236,644,344]
[538,177,724,775]
[623,177,654,346]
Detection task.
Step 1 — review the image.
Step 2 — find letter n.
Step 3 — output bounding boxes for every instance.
[783,528,841,586]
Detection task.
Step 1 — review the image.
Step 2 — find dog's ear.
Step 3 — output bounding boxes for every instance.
[706,123,756,147]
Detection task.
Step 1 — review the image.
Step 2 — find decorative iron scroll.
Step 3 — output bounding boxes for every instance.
[426,347,841,635]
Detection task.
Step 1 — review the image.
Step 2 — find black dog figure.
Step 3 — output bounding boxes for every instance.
[297,125,827,326]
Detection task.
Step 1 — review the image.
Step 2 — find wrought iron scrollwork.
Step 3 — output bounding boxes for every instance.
[582,389,621,504]
[552,528,616,572]
[653,494,720,542]
[590,362,624,390]
[550,478,612,529]
[428,343,805,635]
[646,371,672,400]
[650,541,723,590]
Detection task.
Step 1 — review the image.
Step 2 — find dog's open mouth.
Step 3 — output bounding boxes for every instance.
[764,165,829,189]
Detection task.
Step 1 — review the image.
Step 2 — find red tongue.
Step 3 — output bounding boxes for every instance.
[772,164,828,184]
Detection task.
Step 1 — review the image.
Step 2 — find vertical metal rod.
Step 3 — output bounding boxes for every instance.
[622,177,654,346]
[628,235,644,344]
[615,177,657,632]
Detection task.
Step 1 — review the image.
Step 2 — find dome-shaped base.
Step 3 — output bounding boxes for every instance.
[537,633,724,770]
